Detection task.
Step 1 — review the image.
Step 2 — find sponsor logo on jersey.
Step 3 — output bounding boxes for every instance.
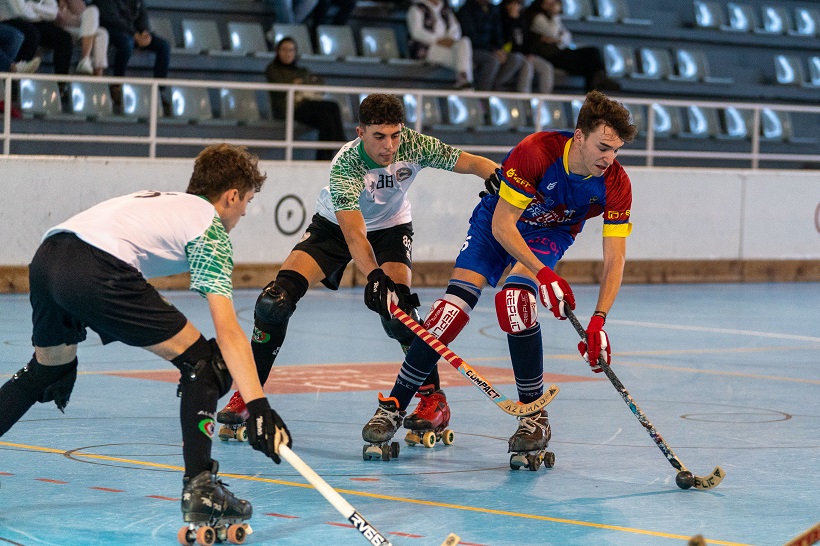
[396,167,412,181]
[607,209,630,220]
[546,181,558,190]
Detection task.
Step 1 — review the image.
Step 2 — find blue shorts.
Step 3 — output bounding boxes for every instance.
[454,196,575,287]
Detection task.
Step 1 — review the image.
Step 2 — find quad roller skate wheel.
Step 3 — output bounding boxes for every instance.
[442,429,455,445]
[226,524,248,544]
[362,442,399,461]
[177,525,216,546]
[404,431,421,446]
[422,431,436,448]
[543,451,555,468]
[218,425,247,442]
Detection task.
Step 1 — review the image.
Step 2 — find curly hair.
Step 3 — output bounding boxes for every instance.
[358,93,405,127]
[186,144,266,200]
[576,91,637,143]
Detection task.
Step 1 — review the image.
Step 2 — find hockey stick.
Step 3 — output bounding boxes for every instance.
[389,301,558,416]
[564,307,725,490]
[279,445,460,546]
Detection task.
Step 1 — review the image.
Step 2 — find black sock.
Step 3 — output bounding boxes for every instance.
[252,318,288,385]
[0,358,76,437]
[178,372,219,478]
[508,324,544,404]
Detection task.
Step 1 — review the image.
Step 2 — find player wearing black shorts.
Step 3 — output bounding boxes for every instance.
[0,144,291,532]
[216,94,499,441]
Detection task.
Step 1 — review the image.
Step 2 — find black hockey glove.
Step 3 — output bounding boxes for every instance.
[245,397,291,464]
[364,268,397,320]
[479,168,502,198]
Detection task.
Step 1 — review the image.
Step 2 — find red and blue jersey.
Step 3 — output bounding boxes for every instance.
[498,130,632,239]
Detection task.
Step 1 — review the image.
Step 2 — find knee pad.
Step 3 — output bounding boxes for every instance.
[495,286,538,334]
[255,279,299,327]
[176,339,232,398]
[423,299,470,345]
[12,357,78,412]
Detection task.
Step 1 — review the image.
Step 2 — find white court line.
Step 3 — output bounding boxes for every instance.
[608,320,820,344]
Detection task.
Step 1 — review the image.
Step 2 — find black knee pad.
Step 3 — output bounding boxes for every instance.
[255,278,301,327]
[175,339,232,398]
[11,357,78,412]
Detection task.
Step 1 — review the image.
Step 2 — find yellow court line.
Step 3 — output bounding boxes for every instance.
[1,440,750,546]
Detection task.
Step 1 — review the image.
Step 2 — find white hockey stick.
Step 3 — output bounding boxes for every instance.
[565,307,725,490]
[279,445,460,545]
[390,301,558,416]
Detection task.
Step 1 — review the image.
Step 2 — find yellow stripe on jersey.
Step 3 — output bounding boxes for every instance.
[499,182,533,209]
[603,222,633,237]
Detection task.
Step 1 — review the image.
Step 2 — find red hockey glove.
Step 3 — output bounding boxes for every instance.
[536,267,575,319]
[577,314,609,373]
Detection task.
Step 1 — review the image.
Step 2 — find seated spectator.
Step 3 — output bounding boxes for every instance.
[524,0,619,92]
[91,0,170,113]
[457,0,525,92]
[1,0,73,77]
[56,0,108,75]
[0,21,25,71]
[307,0,356,31]
[500,0,554,94]
[407,0,473,89]
[266,37,346,161]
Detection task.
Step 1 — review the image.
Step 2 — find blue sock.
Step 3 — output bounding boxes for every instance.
[502,275,544,404]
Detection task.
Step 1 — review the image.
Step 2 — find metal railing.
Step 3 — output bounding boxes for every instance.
[2,72,819,168]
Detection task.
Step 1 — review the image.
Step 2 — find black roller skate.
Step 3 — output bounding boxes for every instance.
[508,409,555,471]
[403,385,454,449]
[216,391,249,442]
[361,394,404,461]
[177,461,252,545]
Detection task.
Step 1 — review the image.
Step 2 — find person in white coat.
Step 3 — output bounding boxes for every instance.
[407,0,474,88]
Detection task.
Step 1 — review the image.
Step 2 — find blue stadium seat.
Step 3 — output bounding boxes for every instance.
[790,7,820,37]
[435,95,483,131]
[167,86,215,123]
[561,0,594,20]
[693,1,724,29]
[756,5,792,35]
[603,44,635,78]
[403,94,443,129]
[530,99,571,130]
[721,3,758,32]
[181,19,226,55]
[773,55,806,86]
[269,24,326,61]
[718,107,750,139]
[670,49,734,84]
[359,27,423,66]
[482,97,530,132]
[634,48,674,80]
[678,105,720,138]
[227,21,274,57]
[316,25,374,63]
[808,57,820,87]
[19,79,63,118]
[650,103,681,138]
[70,81,113,119]
[587,0,652,25]
[219,88,262,124]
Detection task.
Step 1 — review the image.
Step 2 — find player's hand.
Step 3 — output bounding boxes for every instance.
[245,397,291,464]
[577,314,609,372]
[536,267,575,319]
[364,268,397,320]
[479,168,502,198]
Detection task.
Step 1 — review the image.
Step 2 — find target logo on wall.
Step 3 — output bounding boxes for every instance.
[275,194,307,236]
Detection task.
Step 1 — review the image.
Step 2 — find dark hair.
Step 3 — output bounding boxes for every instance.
[187,144,266,200]
[275,36,296,52]
[358,94,405,126]
[576,90,637,143]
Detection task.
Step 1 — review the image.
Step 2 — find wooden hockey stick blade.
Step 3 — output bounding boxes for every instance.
[390,302,558,416]
[564,307,725,490]
[440,533,461,545]
[784,521,820,546]
[278,445,395,546]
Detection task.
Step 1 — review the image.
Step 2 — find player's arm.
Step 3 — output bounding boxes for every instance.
[594,235,626,316]
[206,293,265,403]
[453,151,499,180]
[491,197,545,275]
[335,209,380,277]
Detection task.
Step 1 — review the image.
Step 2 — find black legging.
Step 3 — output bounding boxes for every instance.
[5,20,72,74]
[535,45,606,92]
[294,99,346,161]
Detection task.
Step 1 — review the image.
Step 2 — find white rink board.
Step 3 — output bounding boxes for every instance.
[2,157,818,265]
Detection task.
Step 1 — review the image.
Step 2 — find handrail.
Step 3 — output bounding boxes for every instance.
[1,72,818,168]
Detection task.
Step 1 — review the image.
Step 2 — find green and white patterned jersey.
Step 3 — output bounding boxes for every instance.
[44,191,234,299]
[314,126,462,230]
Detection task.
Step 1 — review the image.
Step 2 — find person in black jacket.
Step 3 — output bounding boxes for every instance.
[457,0,524,92]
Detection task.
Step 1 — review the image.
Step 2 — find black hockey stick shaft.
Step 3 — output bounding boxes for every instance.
[565,307,724,489]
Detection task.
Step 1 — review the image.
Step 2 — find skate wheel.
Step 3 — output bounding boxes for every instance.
[509,454,522,470]
[390,441,400,459]
[195,526,216,546]
[380,443,392,461]
[442,429,455,445]
[543,451,555,469]
[218,425,233,441]
[226,524,247,544]
[177,526,194,546]
[362,445,371,460]
[236,425,247,442]
[405,431,420,446]
[527,453,542,471]
[422,431,436,448]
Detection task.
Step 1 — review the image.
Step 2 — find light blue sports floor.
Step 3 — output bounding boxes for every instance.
[1,283,818,546]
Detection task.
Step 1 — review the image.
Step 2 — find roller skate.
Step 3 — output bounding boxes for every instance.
[403,385,454,448]
[361,394,404,461]
[508,409,555,471]
[217,391,249,442]
[178,461,253,545]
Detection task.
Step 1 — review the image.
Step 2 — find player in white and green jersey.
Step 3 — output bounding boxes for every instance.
[217,94,499,443]
[0,144,291,531]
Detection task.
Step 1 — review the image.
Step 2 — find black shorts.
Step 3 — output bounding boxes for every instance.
[29,232,188,348]
[292,214,413,290]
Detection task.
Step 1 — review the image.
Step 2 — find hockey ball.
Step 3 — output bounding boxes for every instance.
[676,470,695,490]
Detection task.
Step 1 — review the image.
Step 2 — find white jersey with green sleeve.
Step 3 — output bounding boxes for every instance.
[43,191,235,299]
[314,126,462,230]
